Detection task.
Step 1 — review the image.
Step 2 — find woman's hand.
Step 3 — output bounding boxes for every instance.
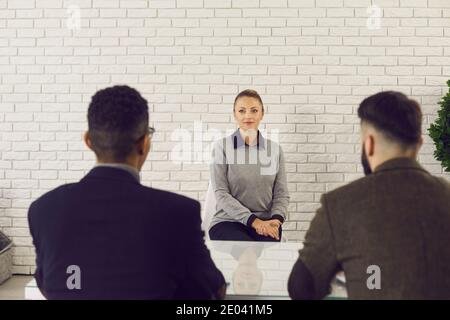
[268,219,282,228]
[251,218,266,235]
[251,218,282,240]
[265,219,282,240]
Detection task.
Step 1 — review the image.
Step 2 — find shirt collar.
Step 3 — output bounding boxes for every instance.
[94,163,141,183]
[231,129,266,149]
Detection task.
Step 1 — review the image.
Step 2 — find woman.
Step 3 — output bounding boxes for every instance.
[208,89,290,242]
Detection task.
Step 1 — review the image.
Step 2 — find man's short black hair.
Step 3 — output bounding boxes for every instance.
[88,85,149,162]
[358,91,422,148]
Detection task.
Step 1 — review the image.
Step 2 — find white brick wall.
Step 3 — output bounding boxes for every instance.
[0,0,449,274]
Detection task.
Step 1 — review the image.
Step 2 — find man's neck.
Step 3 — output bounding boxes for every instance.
[95,162,141,182]
[97,159,140,171]
[372,153,417,172]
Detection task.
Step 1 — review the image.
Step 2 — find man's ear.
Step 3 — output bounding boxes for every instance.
[84,131,94,151]
[138,135,150,155]
[412,135,424,157]
[362,134,375,157]
[366,135,375,157]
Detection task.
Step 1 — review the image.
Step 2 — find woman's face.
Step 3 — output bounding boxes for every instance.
[233,96,264,132]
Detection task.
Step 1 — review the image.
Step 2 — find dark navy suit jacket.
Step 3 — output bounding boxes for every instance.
[28,167,225,299]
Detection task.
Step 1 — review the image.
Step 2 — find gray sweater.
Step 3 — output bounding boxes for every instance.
[209,130,290,230]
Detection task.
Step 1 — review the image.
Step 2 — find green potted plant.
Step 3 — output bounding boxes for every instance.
[428,80,450,172]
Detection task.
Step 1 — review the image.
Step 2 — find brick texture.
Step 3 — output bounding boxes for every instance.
[0,0,449,274]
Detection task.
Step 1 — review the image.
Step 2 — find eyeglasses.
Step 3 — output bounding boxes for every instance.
[135,126,155,142]
[148,126,155,139]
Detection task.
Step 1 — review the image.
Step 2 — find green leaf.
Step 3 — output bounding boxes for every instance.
[429,79,450,172]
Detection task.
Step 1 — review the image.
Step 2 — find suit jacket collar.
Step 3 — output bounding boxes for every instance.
[374,157,427,174]
[94,163,140,182]
[82,166,141,185]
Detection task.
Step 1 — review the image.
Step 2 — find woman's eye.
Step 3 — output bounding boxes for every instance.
[252,110,257,113]
[239,110,244,113]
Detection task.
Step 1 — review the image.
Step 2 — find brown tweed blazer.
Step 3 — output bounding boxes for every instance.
[292,157,450,299]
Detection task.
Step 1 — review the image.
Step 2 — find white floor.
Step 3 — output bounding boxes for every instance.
[0,276,33,300]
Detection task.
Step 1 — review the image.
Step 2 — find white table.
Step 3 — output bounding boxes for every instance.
[25,240,347,300]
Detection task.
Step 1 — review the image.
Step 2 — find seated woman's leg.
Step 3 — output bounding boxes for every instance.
[209,222,254,241]
[249,226,283,242]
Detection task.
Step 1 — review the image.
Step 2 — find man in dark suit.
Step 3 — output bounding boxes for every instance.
[288,91,450,299]
[28,85,226,299]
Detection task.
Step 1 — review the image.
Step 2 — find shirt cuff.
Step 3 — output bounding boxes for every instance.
[246,214,258,228]
[271,214,285,224]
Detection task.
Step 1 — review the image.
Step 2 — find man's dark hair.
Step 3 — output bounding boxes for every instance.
[358,91,422,148]
[233,89,264,112]
[88,85,149,162]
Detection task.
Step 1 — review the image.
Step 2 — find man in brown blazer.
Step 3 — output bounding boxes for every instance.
[288,91,450,299]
